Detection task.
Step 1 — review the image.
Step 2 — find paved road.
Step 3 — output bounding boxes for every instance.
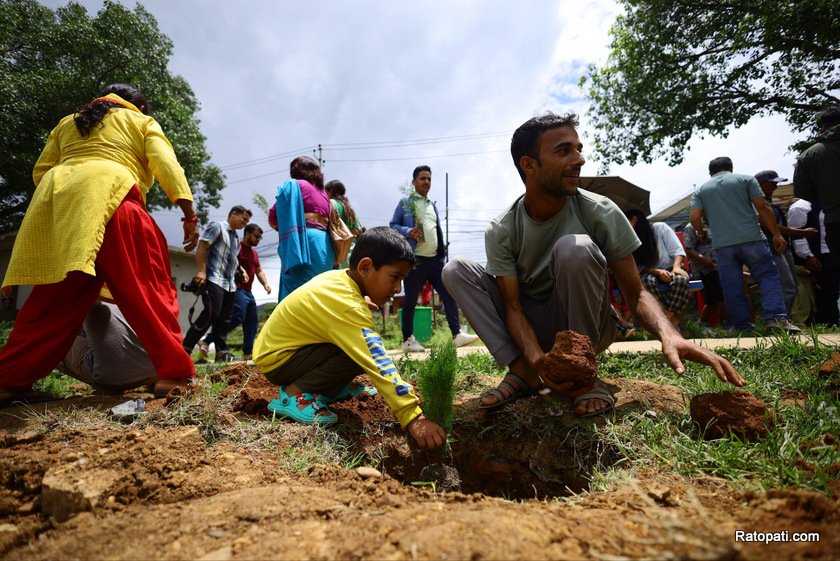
[387,333,840,359]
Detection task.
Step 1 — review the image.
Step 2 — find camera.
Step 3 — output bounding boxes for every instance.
[180,279,206,295]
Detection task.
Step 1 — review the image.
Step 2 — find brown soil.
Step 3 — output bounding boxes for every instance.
[0,365,838,560]
[816,351,840,398]
[690,389,777,441]
[535,330,597,387]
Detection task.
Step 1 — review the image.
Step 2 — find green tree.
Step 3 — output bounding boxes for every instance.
[0,0,224,231]
[581,0,840,168]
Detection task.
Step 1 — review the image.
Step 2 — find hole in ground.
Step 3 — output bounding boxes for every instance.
[354,410,618,500]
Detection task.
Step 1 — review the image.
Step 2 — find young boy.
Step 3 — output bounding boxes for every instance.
[253,227,446,450]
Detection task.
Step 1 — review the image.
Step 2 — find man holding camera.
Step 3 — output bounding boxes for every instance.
[199,223,271,361]
[182,205,252,361]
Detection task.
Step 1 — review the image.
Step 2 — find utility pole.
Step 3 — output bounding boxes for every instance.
[445,172,450,263]
[313,144,325,167]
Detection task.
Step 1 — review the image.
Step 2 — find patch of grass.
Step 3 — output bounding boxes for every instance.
[33,371,89,398]
[275,422,364,472]
[20,404,121,432]
[596,336,840,493]
[0,321,12,347]
[417,340,458,433]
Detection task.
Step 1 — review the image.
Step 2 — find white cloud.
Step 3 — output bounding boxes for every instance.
[38,0,806,303]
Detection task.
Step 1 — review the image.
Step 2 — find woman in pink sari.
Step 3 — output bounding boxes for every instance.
[269,156,335,300]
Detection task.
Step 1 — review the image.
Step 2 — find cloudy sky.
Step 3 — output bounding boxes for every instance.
[42,0,806,303]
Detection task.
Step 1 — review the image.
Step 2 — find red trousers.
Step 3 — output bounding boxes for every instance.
[0,187,195,391]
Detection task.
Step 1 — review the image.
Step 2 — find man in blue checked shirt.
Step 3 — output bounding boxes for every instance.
[182,205,251,361]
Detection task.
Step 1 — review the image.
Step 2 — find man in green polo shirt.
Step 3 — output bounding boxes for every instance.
[443,112,746,416]
[390,166,479,352]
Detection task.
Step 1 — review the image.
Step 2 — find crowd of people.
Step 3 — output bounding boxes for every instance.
[0,82,838,450]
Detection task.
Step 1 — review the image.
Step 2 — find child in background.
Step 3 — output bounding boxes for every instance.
[253,227,445,450]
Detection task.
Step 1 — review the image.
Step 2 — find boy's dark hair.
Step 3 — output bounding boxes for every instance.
[244,223,262,236]
[229,205,252,218]
[817,106,840,130]
[413,165,431,179]
[511,111,579,183]
[349,226,415,269]
[709,156,733,175]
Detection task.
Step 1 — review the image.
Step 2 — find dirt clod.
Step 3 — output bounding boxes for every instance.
[690,389,777,441]
[536,330,597,387]
[418,463,461,492]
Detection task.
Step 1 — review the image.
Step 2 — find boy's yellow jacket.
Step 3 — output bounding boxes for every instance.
[3,93,192,288]
[254,269,423,427]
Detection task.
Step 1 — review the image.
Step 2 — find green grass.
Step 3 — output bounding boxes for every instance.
[595,334,840,492]
[33,370,87,397]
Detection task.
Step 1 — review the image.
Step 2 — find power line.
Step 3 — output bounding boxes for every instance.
[220,146,314,170]
[328,149,507,163]
[216,130,512,171]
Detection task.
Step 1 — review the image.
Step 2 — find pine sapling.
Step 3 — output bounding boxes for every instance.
[417,339,458,434]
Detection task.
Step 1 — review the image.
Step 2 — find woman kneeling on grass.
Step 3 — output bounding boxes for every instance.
[253,227,445,450]
[0,84,199,406]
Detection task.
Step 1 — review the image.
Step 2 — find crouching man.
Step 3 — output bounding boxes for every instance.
[442,112,746,417]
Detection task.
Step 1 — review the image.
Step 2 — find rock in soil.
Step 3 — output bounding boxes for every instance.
[355,467,383,479]
[536,330,597,387]
[690,390,777,441]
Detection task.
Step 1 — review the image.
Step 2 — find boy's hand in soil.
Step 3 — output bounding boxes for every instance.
[407,415,446,450]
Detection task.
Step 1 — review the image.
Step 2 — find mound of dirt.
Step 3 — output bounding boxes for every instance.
[329,389,394,425]
[216,363,278,416]
[690,389,777,441]
[536,330,597,387]
[815,352,840,398]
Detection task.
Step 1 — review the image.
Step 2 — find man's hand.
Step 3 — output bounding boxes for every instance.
[183,222,199,252]
[652,268,673,283]
[801,227,818,238]
[194,271,207,286]
[659,333,747,387]
[701,256,716,270]
[407,415,446,450]
[772,234,788,254]
[408,227,424,241]
[263,283,272,295]
[673,266,689,278]
[805,256,823,273]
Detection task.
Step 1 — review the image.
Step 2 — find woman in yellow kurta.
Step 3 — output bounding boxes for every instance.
[0,84,200,404]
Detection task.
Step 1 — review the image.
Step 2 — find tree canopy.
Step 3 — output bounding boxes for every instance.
[0,0,224,231]
[581,0,840,168]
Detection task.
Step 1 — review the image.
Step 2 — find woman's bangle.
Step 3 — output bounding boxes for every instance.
[181,216,199,223]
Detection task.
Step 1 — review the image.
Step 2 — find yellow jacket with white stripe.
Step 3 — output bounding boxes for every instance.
[254,269,423,428]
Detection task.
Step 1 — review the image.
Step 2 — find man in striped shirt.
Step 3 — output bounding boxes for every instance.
[182,205,251,361]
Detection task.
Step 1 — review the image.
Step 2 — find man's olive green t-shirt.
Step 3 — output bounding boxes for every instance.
[485,189,641,301]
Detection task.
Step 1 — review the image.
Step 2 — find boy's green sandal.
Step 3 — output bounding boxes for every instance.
[323,381,378,403]
[268,387,338,424]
